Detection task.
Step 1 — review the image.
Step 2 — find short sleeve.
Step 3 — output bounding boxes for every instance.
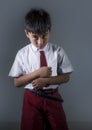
[58,47,74,74]
[8,51,24,77]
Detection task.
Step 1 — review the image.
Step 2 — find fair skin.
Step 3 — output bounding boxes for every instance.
[14,30,71,88]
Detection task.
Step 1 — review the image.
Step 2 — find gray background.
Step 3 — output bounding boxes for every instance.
[0,0,92,130]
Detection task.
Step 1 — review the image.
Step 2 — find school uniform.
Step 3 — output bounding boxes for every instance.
[9,42,73,130]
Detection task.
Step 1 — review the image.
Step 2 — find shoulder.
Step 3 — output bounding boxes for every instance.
[49,43,64,53]
[16,44,31,56]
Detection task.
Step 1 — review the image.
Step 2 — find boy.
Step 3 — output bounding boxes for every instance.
[9,8,73,130]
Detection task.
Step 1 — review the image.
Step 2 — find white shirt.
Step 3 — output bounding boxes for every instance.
[9,42,73,89]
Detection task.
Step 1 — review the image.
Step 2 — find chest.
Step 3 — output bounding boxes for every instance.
[22,50,58,76]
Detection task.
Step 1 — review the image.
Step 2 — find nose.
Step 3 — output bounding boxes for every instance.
[38,37,43,45]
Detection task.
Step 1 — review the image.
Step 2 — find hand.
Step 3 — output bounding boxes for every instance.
[32,78,48,90]
[37,66,52,78]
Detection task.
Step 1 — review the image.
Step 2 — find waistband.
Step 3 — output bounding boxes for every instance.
[26,88,63,102]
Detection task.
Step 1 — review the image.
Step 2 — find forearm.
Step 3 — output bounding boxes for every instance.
[31,73,71,89]
[46,73,71,85]
[14,66,52,87]
[14,70,39,87]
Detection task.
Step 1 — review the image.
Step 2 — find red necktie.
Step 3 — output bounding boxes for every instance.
[40,51,47,67]
[40,51,49,87]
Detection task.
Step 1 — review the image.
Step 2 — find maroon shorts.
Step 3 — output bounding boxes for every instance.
[21,89,69,130]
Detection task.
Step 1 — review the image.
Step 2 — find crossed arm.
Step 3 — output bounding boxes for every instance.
[14,66,71,88]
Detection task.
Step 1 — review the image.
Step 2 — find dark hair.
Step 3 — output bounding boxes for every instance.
[25,8,51,34]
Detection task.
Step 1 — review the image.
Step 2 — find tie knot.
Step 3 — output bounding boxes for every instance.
[40,50,44,55]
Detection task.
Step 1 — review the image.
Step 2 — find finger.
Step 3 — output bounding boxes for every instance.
[36,86,41,90]
[50,69,52,73]
[32,82,37,87]
[49,73,51,76]
[48,70,52,74]
[48,67,51,70]
[32,80,36,84]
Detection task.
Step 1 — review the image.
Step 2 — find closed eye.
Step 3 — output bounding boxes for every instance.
[32,35,38,40]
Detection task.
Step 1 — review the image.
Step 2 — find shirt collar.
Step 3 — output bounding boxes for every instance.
[31,42,50,53]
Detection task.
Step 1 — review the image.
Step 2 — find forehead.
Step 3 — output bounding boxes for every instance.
[31,30,50,35]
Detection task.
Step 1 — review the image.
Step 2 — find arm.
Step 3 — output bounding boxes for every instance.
[46,73,71,85]
[32,73,71,89]
[14,66,51,87]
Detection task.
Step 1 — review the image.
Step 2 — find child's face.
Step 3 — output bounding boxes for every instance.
[25,30,50,49]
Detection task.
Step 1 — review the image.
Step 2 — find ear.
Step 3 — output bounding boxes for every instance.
[25,30,29,38]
